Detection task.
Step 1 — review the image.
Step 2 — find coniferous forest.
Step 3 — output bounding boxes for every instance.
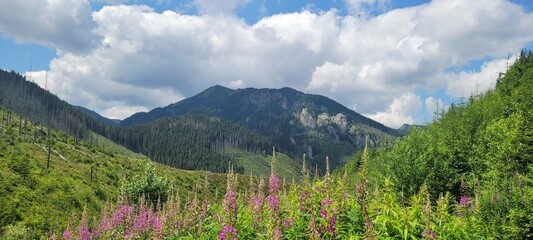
[0,51,532,239]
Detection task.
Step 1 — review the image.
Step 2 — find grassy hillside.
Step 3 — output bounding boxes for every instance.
[229,149,303,182]
[0,109,251,238]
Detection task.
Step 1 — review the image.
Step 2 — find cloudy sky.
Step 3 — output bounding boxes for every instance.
[1,0,532,128]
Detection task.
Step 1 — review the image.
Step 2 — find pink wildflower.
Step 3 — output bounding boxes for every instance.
[219,223,237,240]
[76,222,90,240]
[268,195,280,212]
[269,175,280,194]
[460,196,470,208]
[62,230,73,240]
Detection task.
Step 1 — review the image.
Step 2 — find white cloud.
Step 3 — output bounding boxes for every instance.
[445,58,513,98]
[425,96,445,116]
[364,92,422,128]
[229,79,245,88]
[0,0,99,52]
[3,0,533,122]
[103,106,149,120]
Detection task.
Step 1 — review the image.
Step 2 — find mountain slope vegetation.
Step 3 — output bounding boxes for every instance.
[0,70,287,174]
[109,115,275,173]
[0,109,257,238]
[356,50,533,238]
[121,85,397,171]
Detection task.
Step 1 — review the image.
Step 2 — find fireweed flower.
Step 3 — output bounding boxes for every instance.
[134,206,156,233]
[328,214,337,237]
[251,195,264,226]
[269,174,281,194]
[62,230,74,240]
[112,204,134,227]
[268,173,281,212]
[460,196,470,208]
[223,189,237,228]
[283,218,294,228]
[268,194,280,212]
[92,216,111,238]
[219,223,237,240]
[299,190,310,212]
[76,221,90,240]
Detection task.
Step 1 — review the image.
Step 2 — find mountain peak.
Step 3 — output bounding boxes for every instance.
[200,85,234,96]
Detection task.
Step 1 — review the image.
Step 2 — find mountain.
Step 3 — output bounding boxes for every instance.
[396,123,424,135]
[75,106,120,126]
[0,69,294,174]
[121,85,397,170]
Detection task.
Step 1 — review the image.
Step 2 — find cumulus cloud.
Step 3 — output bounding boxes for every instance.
[425,96,445,116]
[0,0,99,52]
[6,0,533,122]
[445,58,513,98]
[364,92,422,128]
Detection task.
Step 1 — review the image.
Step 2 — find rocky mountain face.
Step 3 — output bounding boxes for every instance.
[121,85,398,170]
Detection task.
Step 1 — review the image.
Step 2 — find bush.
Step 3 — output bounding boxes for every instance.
[122,163,170,206]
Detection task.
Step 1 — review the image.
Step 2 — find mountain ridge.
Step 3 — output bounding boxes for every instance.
[121,85,398,170]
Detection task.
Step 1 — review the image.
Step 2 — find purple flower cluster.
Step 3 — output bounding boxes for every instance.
[328,214,337,236]
[299,190,310,212]
[219,223,237,240]
[224,190,237,216]
[76,221,90,240]
[269,174,280,194]
[134,206,162,236]
[319,199,337,237]
[62,230,73,240]
[460,196,470,208]
[113,205,135,227]
[283,218,294,228]
[251,195,264,226]
[268,194,280,212]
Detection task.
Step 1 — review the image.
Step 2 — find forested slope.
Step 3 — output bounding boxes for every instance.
[358,50,533,238]
[0,70,278,173]
[113,115,274,173]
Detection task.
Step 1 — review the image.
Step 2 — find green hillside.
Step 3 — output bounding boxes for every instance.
[230,149,302,182]
[354,50,533,238]
[0,109,251,238]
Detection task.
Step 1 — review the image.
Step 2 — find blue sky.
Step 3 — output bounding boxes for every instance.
[1,0,532,127]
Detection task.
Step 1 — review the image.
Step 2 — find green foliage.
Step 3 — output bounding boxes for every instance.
[122,163,170,206]
[358,50,533,238]
[0,110,249,238]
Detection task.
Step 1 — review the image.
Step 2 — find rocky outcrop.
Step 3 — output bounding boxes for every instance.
[299,108,317,129]
[315,112,350,132]
[333,113,349,132]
